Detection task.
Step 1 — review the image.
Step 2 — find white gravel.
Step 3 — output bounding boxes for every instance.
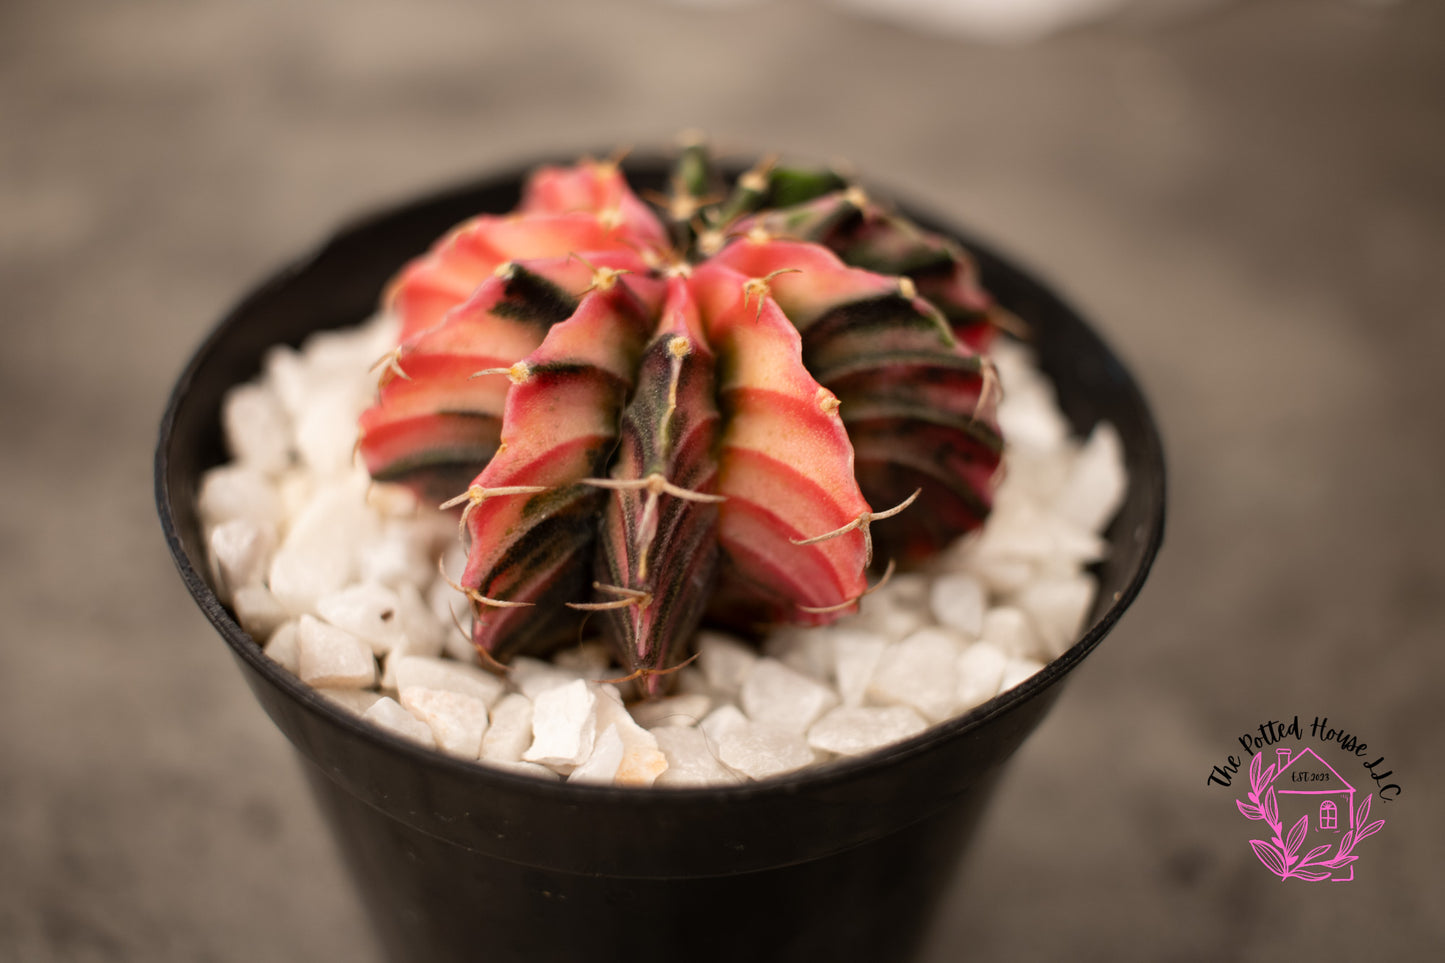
[296,615,376,689]
[200,313,1129,786]
[807,706,930,756]
[401,687,490,758]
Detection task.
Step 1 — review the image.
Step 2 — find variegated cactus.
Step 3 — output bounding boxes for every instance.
[359,143,1007,695]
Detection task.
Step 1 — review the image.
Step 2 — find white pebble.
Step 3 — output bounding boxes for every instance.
[761,627,835,682]
[395,582,447,657]
[268,479,375,614]
[365,482,421,518]
[380,634,441,690]
[429,579,476,663]
[391,655,505,707]
[553,642,613,676]
[973,492,1056,563]
[741,659,839,733]
[831,630,888,707]
[305,324,389,378]
[221,382,292,475]
[699,704,749,744]
[316,583,406,654]
[1001,447,1072,505]
[371,585,448,688]
[929,572,986,639]
[996,378,1069,452]
[363,696,436,747]
[630,693,712,730]
[441,635,480,668]
[1054,422,1127,534]
[231,584,289,639]
[481,759,559,780]
[436,539,468,588]
[262,620,300,674]
[697,631,758,696]
[958,552,1035,596]
[317,687,385,715]
[262,344,310,420]
[198,465,284,529]
[978,489,1108,570]
[479,693,533,763]
[208,518,277,597]
[717,722,815,780]
[979,606,1040,660]
[1000,656,1046,692]
[673,666,713,698]
[654,727,743,787]
[297,615,376,689]
[614,733,669,787]
[1035,546,1096,581]
[358,311,403,358]
[275,468,315,523]
[988,337,1041,390]
[954,642,1008,710]
[401,687,489,759]
[869,629,961,722]
[1047,518,1108,565]
[595,692,668,787]
[359,519,437,589]
[295,391,365,478]
[568,725,625,785]
[807,706,929,756]
[850,597,928,643]
[882,573,930,608]
[1016,573,1096,656]
[522,680,598,769]
[511,657,588,699]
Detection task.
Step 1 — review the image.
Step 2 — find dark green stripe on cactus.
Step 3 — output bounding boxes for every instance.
[472,486,602,659]
[717,165,851,227]
[490,266,581,328]
[766,166,850,208]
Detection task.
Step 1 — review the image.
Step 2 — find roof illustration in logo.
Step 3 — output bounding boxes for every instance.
[1269,746,1355,792]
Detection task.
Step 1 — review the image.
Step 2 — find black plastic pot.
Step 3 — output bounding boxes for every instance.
[157,157,1165,963]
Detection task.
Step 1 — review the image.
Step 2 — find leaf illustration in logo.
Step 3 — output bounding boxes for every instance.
[1263,786,1280,827]
[1301,844,1332,865]
[1236,799,1265,820]
[1355,793,1371,829]
[1326,854,1359,869]
[1285,815,1308,860]
[1249,752,1264,791]
[1293,868,1333,882]
[1250,839,1288,878]
[1357,819,1385,844]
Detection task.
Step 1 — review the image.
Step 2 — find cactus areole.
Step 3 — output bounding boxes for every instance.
[358,145,1007,696]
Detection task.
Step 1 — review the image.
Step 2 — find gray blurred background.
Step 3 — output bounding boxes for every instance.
[3,0,1442,959]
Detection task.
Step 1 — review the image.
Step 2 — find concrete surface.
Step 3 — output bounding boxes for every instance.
[2,0,1442,959]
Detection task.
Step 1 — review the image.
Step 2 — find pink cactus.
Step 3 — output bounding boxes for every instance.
[359,145,1008,695]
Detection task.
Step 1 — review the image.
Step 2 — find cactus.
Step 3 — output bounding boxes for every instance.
[359,145,1008,695]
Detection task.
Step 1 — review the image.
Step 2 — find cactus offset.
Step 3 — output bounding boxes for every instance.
[359,147,1008,696]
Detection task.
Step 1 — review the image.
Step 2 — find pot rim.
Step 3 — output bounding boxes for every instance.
[156,151,1166,807]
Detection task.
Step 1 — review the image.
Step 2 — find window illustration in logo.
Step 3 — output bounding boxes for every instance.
[1236,747,1384,881]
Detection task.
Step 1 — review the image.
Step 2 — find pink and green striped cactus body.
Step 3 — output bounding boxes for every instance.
[359,145,1006,695]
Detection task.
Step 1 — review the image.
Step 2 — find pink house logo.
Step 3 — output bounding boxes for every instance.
[1237,746,1384,881]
